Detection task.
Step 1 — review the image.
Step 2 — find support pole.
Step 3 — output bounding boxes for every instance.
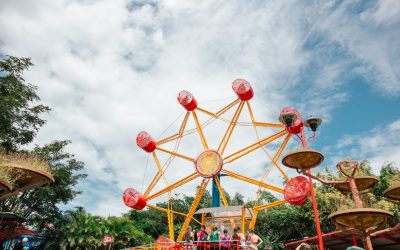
[301,127,324,250]
[212,175,221,207]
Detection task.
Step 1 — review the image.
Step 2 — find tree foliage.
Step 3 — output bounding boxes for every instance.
[0,56,87,248]
[0,56,50,152]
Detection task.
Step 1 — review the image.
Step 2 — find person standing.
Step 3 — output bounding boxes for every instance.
[236,227,246,248]
[210,226,220,250]
[198,225,208,250]
[221,229,231,250]
[231,228,239,249]
[247,229,263,250]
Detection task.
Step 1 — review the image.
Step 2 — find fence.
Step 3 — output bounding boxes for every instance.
[131,240,246,250]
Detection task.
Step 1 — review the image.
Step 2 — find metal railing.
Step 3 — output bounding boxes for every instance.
[131,240,246,250]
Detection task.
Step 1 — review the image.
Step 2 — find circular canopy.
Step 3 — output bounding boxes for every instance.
[383,184,400,202]
[282,148,324,170]
[329,208,393,231]
[335,176,378,193]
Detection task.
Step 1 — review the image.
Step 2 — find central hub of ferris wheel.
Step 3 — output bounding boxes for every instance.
[195,150,223,178]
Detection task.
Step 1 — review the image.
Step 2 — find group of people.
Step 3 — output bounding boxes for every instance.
[184,225,263,250]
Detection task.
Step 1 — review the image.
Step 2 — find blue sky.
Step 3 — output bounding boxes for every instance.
[0,0,399,215]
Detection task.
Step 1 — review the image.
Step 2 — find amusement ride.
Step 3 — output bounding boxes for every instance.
[123,79,400,250]
[123,79,323,243]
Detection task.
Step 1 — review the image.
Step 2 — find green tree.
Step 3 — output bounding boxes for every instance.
[0,56,87,248]
[0,56,50,152]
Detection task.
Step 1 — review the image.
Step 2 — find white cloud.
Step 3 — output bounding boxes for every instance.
[332,119,400,174]
[0,0,398,216]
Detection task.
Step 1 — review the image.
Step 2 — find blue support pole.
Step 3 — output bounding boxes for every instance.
[212,175,221,207]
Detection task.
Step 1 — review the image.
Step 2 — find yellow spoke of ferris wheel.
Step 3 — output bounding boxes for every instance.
[156,111,190,146]
[253,199,287,212]
[249,199,288,229]
[146,172,199,201]
[196,99,241,119]
[223,129,288,163]
[192,109,209,149]
[246,101,290,182]
[252,134,291,207]
[221,169,284,194]
[177,178,210,241]
[218,101,245,155]
[147,205,202,225]
[156,147,194,162]
[143,152,170,197]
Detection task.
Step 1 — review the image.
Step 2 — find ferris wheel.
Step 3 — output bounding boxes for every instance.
[123,79,319,241]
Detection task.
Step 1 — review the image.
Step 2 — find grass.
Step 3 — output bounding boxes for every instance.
[0,151,51,174]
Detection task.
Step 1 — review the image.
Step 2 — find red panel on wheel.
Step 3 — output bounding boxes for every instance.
[177,90,198,111]
[123,188,147,210]
[284,176,310,206]
[136,131,156,152]
[232,79,254,101]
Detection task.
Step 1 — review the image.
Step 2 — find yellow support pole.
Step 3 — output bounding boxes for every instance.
[144,171,162,197]
[249,211,258,229]
[224,130,288,163]
[168,207,174,240]
[146,173,199,201]
[221,169,284,193]
[241,206,245,234]
[192,110,209,149]
[218,101,245,155]
[177,178,210,241]
[153,152,169,186]
[253,199,287,211]
[214,176,228,206]
[271,133,291,181]
[156,147,194,162]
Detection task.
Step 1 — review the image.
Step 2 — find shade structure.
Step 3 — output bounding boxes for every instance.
[282,148,324,170]
[383,183,400,202]
[335,176,378,193]
[329,208,393,231]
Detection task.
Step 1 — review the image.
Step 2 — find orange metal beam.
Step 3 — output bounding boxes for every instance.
[147,205,201,225]
[253,122,285,128]
[224,130,288,163]
[177,178,210,241]
[271,133,291,181]
[146,172,199,201]
[221,169,284,193]
[253,199,287,211]
[144,171,162,197]
[218,101,245,155]
[157,112,190,146]
[192,110,209,149]
[156,147,194,162]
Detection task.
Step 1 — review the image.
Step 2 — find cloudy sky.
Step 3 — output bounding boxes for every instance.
[1,0,399,216]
